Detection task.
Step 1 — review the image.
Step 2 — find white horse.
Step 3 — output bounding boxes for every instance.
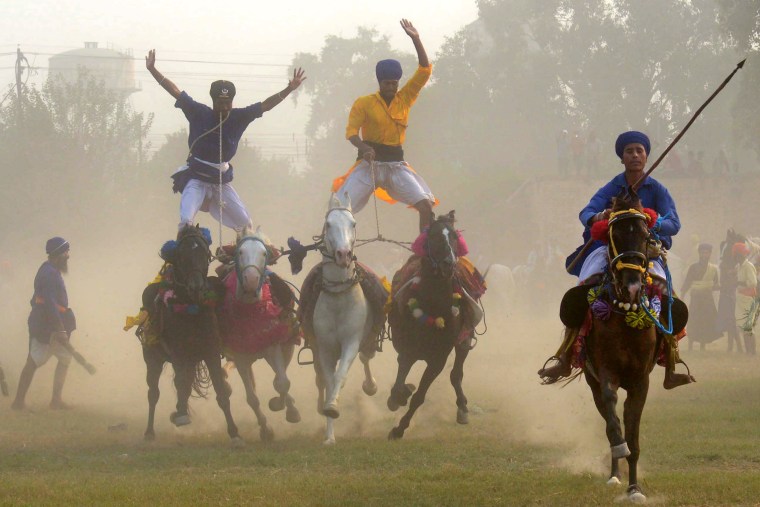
[311,193,377,445]
[219,226,301,442]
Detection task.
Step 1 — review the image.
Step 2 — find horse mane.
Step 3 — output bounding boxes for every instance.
[238,225,272,247]
[611,190,643,213]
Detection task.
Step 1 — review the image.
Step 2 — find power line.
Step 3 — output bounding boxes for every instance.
[25,51,292,68]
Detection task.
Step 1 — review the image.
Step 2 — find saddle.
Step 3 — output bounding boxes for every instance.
[218,271,301,355]
[390,255,487,344]
[298,262,389,356]
[559,275,688,334]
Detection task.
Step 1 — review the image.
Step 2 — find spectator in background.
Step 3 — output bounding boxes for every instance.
[734,243,757,355]
[681,244,720,351]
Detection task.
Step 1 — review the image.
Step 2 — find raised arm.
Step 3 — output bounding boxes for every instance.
[261,68,306,113]
[401,19,429,68]
[145,49,181,100]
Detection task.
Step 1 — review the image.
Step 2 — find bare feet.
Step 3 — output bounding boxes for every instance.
[537,356,572,383]
[49,400,73,410]
[663,371,696,390]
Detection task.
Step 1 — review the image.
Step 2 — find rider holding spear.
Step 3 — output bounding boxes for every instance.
[538,59,745,387]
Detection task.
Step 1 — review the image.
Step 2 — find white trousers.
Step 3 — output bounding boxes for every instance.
[335,161,435,213]
[30,337,72,368]
[179,179,252,231]
[579,245,666,282]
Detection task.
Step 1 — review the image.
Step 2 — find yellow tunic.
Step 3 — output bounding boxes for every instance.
[333,65,433,203]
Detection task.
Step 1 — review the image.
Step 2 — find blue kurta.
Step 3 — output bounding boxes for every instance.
[567,173,681,276]
[172,91,264,189]
[28,261,74,342]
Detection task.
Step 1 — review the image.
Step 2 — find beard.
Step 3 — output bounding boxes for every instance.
[54,257,68,274]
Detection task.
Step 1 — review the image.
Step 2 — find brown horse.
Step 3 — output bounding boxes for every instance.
[581,193,664,502]
[387,211,472,440]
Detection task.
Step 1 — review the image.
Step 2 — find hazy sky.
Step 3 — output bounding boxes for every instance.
[2,0,479,158]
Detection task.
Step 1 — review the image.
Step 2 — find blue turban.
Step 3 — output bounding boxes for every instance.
[615,131,650,159]
[46,237,69,256]
[376,59,403,82]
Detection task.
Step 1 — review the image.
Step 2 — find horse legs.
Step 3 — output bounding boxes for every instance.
[143,347,164,441]
[264,344,301,423]
[323,337,361,419]
[389,356,447,440]
[205,355,241,442]
[314,346,340,445]
[623,377,650,502]
[586,373,630,485]
[359,350,378,396]
[170,361,193,427]
[451,343,470,424]
[387,353,416,411]
[235,356,274,442]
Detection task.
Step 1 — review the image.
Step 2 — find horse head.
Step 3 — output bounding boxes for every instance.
[605,193,652,303]
[234,225,274,302]
[421,210,460,279]
[322,193,356,269]
[174,225,212,304]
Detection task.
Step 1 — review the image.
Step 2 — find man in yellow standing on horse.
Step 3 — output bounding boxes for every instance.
[330,19,485,345]
[538,131,695,389]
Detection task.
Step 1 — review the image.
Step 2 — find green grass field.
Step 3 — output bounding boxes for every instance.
[2,338,759,506]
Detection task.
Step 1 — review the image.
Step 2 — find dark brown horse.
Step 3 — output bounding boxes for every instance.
[387,211,471,440]
[582,193,664,502]
[140,226,240,443]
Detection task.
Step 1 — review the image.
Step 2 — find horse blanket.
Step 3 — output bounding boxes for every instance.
[298,262,388,355]
[219,272,301,355]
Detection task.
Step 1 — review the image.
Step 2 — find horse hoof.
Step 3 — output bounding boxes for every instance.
[627,484,646,504]
[286,406,301,424]
[260,426,275,442]
[387,396,400,412]
[230,436,246,448]
[611,442,631,459]
[456,408,469,425]
[606,476,621,486]
[388,427,404,441]
[362,380,378,396]
[323,437,336,446]
[323,403,340,419]
[269,397,286,412]
[144,432,155,442]
[170,412,191,427]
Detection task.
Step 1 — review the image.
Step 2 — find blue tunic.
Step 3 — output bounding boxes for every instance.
[172,91,264,189]
[567,173,681,276]
[28,261,74,342]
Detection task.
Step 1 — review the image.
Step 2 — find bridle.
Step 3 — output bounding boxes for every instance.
[173,231,211,292]
[319,207,354,263]
[426,222,458,278]
[235,235,270,295]
[319,206,361,291]
[607,208,651,275]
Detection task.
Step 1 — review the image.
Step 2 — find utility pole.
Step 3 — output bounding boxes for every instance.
[15,45,27,126]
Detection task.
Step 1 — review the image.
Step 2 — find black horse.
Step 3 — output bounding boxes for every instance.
[140,226,240,443]
[387,211,472,439]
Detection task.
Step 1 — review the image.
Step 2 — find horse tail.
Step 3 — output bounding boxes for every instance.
[191,362,211,399]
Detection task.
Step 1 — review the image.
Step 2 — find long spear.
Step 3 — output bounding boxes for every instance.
[566,58,746,274]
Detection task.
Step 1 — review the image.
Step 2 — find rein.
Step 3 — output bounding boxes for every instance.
[319,207,362,292]
[235,235,270,295]
[172,231,212,291]
[608,209,650,274]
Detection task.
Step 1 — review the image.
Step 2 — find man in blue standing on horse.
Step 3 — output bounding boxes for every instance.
[538,131,695,389]
[145,50,306,232]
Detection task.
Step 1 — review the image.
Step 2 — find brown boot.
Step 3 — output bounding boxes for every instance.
[663,335,696,389]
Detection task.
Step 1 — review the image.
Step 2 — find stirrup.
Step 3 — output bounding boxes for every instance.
[538,356,565,385]
[675,358,695,379]
[297,345,314,366]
